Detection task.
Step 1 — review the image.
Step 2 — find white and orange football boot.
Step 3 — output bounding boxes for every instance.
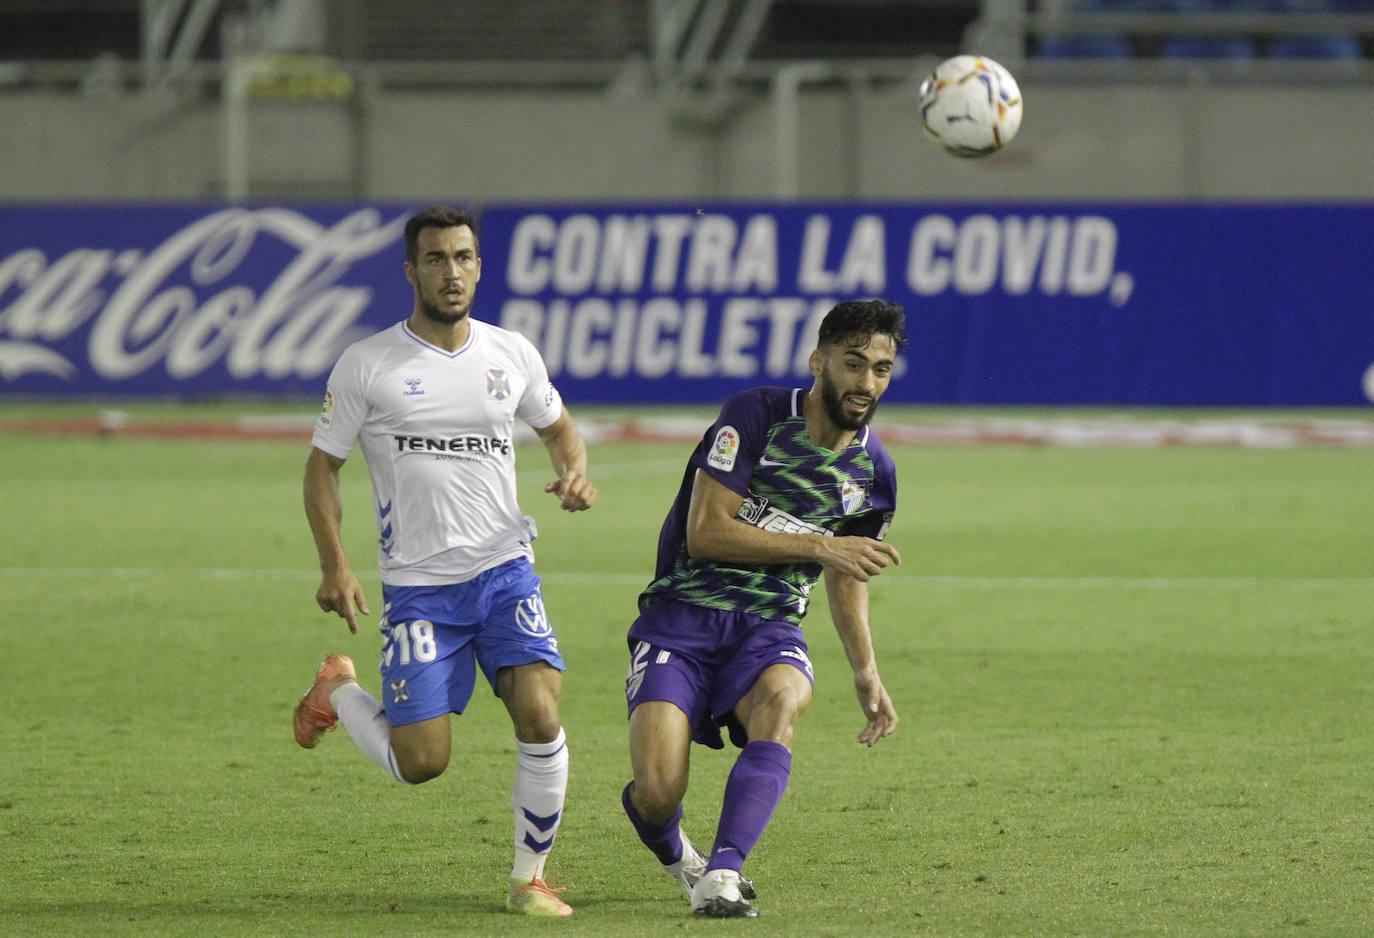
[292,653,357,748]
[506,877,573,917]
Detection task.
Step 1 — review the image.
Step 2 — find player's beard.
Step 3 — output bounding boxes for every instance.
[417,283,471,325]
[819,368,878,431]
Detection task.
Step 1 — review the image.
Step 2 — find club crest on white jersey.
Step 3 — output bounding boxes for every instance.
[486,369,511,400]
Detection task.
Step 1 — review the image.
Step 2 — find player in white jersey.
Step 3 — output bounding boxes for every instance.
[292,206,596,918]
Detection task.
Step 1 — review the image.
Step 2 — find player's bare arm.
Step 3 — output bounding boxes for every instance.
[533,407,597,512]
[823,567,899,747]
[303,446,370,633]
[685,470,901,580]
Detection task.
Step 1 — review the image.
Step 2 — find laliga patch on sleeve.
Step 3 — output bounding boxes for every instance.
[706,425,740,471]
[317,389,334,430]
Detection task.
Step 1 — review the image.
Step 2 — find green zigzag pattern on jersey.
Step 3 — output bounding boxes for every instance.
[649,420,879,626]
[755,422,876,516]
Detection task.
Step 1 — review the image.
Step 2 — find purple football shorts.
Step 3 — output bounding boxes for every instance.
[379,558,564,726]
[625,596,814,749]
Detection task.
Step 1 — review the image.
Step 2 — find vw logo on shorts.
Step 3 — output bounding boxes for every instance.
[515,595,552,636]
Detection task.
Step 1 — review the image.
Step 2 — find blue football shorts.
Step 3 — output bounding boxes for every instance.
[378,557,565,726]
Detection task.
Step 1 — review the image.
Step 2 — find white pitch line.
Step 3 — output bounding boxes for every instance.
[877,574,1374,589]
[0,568,1369,589]
[516,457,684,484]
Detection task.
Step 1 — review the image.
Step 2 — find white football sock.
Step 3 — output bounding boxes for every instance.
[510,728,569,881]
[331,682,411,784]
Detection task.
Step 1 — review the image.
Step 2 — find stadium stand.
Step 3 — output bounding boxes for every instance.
[1030,0,1374,61]
[1267,31,1364,56]
[0,1,1369,70]
[1160,34,1260,56]
[1037,32,1135,55]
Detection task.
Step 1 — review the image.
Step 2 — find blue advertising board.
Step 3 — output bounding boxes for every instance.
[0,204,415,396]
[1,202,1371,405]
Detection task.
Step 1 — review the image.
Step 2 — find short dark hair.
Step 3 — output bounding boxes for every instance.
[817,299,907,351]
[404,205,479,265]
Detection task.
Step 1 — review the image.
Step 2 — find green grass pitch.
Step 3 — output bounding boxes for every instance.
[2,407,1371,937]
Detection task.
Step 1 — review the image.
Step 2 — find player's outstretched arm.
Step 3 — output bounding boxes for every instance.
[814,533,901,582]
[824,568,899,747]
[685,470,900,580]
[534,407,597,512]
[303,446,370,634]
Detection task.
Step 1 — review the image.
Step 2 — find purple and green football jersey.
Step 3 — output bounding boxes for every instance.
[639,386,897,626]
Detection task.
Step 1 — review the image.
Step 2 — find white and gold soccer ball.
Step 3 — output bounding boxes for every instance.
[918,55,1024,158]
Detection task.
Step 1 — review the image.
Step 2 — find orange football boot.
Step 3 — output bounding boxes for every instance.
[292,653,357,748]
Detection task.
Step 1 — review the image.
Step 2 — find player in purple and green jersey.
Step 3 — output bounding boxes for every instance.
[622,299,907,918]
[640,385,897,627]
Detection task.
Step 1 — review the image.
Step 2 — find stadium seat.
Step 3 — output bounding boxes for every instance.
[1268,33,1364,59]
[1070,0,1177,10]
[1071,0,1212,10]
[1037,34,1134,58]
[1161,35,1259,58]
[1207,0,1304,10]
[1308,0,1374,10]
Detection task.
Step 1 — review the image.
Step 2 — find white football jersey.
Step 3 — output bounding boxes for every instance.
[312,319,563,586]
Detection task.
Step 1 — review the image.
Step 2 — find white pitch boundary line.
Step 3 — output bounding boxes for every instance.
[11,413,1374,449]
[515,456,684,484]
[1,567,1369,589]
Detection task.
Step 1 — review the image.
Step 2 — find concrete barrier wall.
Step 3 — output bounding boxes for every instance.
[2,78,1372,202]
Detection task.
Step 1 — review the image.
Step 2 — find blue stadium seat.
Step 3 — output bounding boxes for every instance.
[1207,0,1304,10]
[1072,0,1217,10]
[1037,34,1135,58]
[1309,0,1374,10]
[1268,33,1364,59]
[1161,35,1259,58]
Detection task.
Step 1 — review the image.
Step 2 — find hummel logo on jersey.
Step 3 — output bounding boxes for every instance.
[403,377,425,396]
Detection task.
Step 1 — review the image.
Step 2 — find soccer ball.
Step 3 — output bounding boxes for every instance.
[918,55,1023,158]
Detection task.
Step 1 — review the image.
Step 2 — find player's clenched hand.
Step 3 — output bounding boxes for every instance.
[818,536,901,581]
[546,471,597,512]
[316,567,370,634]
[854,669,898,747]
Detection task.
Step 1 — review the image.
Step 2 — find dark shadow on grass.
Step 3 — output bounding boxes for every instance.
[2,889,676,922]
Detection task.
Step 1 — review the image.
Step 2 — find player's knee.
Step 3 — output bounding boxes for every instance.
[512,710,562,744]
[394,749,449,784]
[743,682,809,742]
[763,682,809,721]
[501,663,564,744]
[631,775,686,823]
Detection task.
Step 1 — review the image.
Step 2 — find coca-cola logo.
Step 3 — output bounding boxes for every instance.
[0,207,408,383]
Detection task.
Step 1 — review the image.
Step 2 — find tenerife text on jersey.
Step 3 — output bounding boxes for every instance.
[392,434,513,456]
